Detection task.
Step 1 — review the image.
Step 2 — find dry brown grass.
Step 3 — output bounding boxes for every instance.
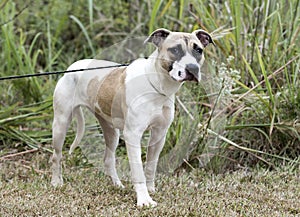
[0,151,299,216]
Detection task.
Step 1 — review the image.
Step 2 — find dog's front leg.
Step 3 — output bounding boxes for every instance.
[145,127,168,192]
[124,129,157,207]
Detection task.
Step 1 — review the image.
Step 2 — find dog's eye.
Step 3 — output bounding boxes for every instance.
[193,44,203,54]
[170,47,180,55]
[169,45,183,56]
[168,45,184,60]
[195,47,202,54]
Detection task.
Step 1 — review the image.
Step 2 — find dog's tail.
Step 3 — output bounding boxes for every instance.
[69,107,85,154]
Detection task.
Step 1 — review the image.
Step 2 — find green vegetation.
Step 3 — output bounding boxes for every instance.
[0,0,299,176]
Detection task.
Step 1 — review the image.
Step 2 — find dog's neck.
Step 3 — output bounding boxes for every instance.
[146,50,182,97]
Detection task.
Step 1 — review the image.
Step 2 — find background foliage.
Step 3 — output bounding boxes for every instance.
[0,0,299,171]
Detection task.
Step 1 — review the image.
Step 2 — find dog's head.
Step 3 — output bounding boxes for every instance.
[145,28,214,82]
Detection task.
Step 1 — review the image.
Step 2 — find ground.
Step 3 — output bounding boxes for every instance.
[0,150,299,216]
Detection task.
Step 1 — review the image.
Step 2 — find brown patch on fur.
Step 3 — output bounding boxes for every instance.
[87,67,126,117]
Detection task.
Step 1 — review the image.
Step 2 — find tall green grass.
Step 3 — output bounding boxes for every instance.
[0,0,299,171]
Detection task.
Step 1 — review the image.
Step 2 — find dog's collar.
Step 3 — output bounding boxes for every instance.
[147,73,182,98]
[148,76,167,97]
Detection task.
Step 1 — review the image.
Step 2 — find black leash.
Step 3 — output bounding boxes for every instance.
[0,63,129,81]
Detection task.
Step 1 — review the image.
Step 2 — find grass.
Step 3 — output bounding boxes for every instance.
[0,151,299,216]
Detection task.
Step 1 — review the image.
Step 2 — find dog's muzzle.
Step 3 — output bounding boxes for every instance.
[184,64,199,82]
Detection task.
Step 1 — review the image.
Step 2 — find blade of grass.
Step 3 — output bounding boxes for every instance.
[242,55,260,86]
[288,0,300,49]
[230,0,242,58]
[47,20,52,72]
[178,0,184,21]
[88,0,94,31]
[261,0,271,57]
[148,0,163,34]
[158,0,173,19]
[70,15,95,56]
[256,43,275,106]
[0,113,40,125]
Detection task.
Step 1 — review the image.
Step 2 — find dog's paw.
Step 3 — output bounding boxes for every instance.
[51,176,63,187]
[112,179,125,189]
[136,183,157,207]
[137,195,157,207]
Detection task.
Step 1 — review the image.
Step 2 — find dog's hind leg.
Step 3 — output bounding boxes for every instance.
[97,115,124,188]
[51,110,72,186]
[51,84,75,187]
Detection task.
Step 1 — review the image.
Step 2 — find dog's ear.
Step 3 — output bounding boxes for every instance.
[193,30,215,47]
[144,28,171,47]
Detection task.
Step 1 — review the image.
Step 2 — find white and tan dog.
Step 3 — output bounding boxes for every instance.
[51,28,214,207]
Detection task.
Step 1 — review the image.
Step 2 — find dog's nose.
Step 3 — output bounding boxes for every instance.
[186,64,199,81]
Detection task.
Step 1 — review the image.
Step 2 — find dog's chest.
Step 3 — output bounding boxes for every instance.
[125,88,175,129]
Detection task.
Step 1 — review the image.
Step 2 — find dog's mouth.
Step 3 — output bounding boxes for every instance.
[183,70,199,82]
